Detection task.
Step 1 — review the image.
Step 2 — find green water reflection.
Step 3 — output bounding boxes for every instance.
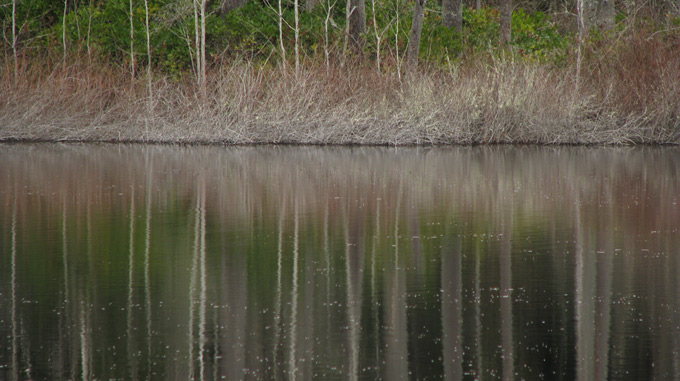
[1,144,679,379]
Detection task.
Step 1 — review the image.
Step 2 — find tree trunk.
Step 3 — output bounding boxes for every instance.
[348,0,366,53]
[370,0,381,73]
[295,0,300,74]
[279,0,287,70]
[442,0,462,33]
[63,0,68,62]
[144,0,151,78]
[200,0,207,96]
[407,0,426,70]
[129,0,135,78]
[499,0,511,47]
[144,0,153,118]
[12,0,18,82]
[193,0,200,85]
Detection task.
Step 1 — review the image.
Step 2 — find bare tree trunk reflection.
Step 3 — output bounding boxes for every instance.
[301,225,315,380]
[198,181,207,381]
[79,299,90,381]
[189,181,206,380]
[144,154,153,379]
[11,190,18,381]
[673,232,680,379]
[371,201,381,374]
[441,234,463,380]
[345,199,364,381]
[595,215,613,380]
[385,182,408,380]
[323,201,332,372]
[575,197,596,380]
[499,210,513,381]
[220,216,247,379]
[474,242,482,379]
[288,201,300,379]
[81,199,93,381]
[274,198,286,378]
[127,187,138,379]
[58,198,69,379]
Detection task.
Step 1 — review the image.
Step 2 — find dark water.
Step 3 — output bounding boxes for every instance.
[1,144,679,380]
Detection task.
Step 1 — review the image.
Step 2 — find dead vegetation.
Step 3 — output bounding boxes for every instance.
[1,36,679,145]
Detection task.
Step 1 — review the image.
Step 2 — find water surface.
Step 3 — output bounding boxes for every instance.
[1,144,679,379]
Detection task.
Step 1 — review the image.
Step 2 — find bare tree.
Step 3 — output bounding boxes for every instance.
[576,0,585,90]
[499,0,511,47]
[442,0,462,33]
[406,0,426,70]
[295,0,300,74]
[144,0,153,105]
[348,0,366,53]
[87,0,93,61]
[323,0,338,72]
[130,0,136,78]
[394,0,402,80]
[200,0,206,94]
[192,0,200,84]
[12,0,18,82]
[63,0,68,62]
[191,0,207,95]
[370,0,380,71]
[499,211,513,381]
[279,0,287,71]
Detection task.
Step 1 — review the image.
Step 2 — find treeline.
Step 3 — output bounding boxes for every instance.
[1,0,679,144]
[2,0,678,77]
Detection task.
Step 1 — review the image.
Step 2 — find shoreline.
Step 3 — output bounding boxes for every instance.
[1,138,679,146]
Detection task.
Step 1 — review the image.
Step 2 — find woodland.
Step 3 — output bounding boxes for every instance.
[1,0,679,144]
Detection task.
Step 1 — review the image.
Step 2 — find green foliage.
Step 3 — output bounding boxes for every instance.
[510,9,570,61]
[220,1,278,59]
[420,21,463,64]
[408,6,568,64]
[61,0,139,60]
[462,6,501,52]
[0,0,659,76]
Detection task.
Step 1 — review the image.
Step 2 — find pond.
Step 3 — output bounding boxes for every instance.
[1,144,679,379]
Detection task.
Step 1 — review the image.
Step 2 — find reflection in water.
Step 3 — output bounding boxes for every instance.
[441,235,462,380]
[127,186,136,380]
[274,198,285,378]
[386,181,408,380]
[10,191,17,381]
[143,154,153,380]
[1,144,680,379]
[499,207,513,381]
[289,201,299,379]
[189,179,206,380]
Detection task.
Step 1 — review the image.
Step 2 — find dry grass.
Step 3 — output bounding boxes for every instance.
[1,40,679,145]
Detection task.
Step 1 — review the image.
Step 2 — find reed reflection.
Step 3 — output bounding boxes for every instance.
[1,145,680,379]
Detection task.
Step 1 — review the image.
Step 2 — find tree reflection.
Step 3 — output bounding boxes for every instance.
[11,190,18,381]
[441,233,462,380]
[1,145,680,379]
[499,207,513,381]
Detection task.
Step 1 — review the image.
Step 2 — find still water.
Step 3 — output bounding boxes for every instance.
[1,144,679,380]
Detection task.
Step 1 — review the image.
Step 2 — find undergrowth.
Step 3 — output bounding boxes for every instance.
[1,26,679,145]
